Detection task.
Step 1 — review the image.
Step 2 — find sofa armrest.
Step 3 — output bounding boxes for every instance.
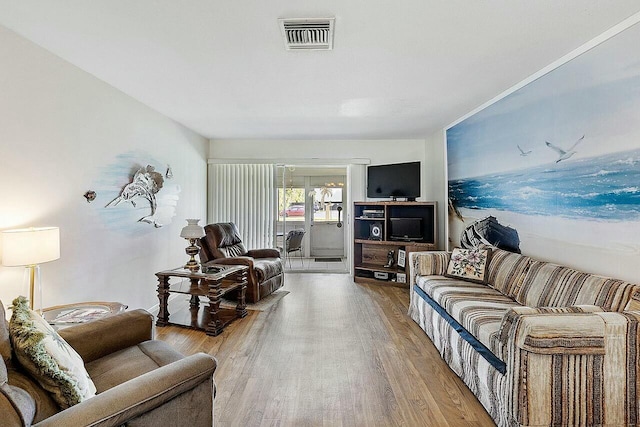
[246,248,280,259]
[58,310,153,363]
[500,306,640,426]
[34,353,217,427]
[625,289,640,311]
[498,305,606,354]
[408,251,450,286]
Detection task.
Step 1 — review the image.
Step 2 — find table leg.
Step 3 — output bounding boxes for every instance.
[156,275,170,326]
[236,280,247,318]
[189,278,200,309]
[206,280,224,336]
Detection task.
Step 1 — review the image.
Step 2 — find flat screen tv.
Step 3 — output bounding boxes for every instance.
[390,218,423,241]
[367,161,420,200]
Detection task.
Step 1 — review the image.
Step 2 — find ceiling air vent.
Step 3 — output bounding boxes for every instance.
[278,18,335,51]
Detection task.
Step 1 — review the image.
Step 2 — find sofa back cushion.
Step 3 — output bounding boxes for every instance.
[625,290,640,311]
[1,367,36,427]
[516,261,639,311]
[9,297,96,409]
[486,248,534,298]
[1,300,12,366]
[412,251,450,277]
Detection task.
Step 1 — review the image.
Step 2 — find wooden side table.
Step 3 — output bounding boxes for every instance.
[155,265,248,336]
[42,302,128,329]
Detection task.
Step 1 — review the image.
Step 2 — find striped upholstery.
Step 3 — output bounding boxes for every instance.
[625,290,640,311]
[516,261,640,311]
[409,283,509,423]
[415,275,520,359]
[486,248,533,298]
[501,307,640,426]
[409,250,640,427]
[410,251,450,279]
[497,305,605,353]
[409,252,451,309]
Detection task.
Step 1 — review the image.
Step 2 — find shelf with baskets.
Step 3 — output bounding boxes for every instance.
[353,201,437,287]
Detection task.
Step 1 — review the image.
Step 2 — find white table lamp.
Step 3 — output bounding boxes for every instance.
[180,219,205,272]
[2,227,60,314]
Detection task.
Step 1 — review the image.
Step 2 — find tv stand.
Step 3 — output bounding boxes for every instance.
[353,201,437,287]
[389,236,423,242]
[390,197,417,202]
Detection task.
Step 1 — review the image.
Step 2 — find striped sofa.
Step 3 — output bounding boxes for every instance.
[408,248,640,427]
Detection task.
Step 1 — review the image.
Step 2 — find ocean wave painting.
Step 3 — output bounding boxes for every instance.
[449,148,640,221]
[445,21,640,281]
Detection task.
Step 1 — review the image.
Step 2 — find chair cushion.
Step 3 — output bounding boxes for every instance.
[252,258,283,283]
[220,243,247,258]
[9,297,96,409]
[86,340,184,393]
[201,223,249,260]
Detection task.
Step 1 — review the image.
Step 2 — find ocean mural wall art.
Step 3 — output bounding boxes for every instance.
[446,20,640,282]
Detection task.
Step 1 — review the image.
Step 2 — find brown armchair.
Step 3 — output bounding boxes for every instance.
[0,299,217,426]
[198,223,283,303]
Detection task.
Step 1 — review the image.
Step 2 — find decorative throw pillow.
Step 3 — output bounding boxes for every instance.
[445,247,492,284]
[8,297,96,408]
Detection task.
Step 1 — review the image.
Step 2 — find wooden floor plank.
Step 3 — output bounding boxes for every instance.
[155,273,495,426]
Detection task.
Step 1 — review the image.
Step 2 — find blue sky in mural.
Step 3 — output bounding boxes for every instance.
[447,23,640,221]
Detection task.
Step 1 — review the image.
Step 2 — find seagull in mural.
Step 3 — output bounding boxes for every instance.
[545,135,585,163]
[517,144,532,156]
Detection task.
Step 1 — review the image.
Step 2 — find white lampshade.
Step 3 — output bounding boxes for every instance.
[2,227,60,266]
[180,219,205,239]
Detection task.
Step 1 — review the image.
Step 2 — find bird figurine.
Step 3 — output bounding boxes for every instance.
[384,250,395,268]
[106,165,165,227]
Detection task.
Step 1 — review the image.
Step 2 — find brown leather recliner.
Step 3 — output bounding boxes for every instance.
[198,223,284,303]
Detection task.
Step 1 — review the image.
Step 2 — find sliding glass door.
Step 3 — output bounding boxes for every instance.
[277,166,348,272]
[308,178,345,258]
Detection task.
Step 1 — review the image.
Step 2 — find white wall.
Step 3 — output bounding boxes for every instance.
[0,25,208,311]
[210,139,425,166]
[424,130,447,249]
[210,138,450,249]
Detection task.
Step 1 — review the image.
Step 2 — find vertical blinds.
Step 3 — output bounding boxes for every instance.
[208,163,276,249]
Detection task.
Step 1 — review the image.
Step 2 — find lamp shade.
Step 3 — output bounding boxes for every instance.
[180,219,205,239]
[2,227,60,266]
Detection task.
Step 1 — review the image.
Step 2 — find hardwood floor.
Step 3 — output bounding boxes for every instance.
[155,273,495,427]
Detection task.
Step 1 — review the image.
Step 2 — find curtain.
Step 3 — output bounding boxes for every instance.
[208,163,276,249]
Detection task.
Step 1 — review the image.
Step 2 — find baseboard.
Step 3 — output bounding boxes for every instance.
[147,293,181,316]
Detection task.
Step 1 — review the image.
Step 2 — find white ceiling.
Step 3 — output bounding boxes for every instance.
[1,1,639,140]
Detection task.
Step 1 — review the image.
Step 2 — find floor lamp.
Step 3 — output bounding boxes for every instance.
[2,227,60,314]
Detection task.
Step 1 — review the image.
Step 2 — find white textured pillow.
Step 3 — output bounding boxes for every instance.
[9,297,96,408]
